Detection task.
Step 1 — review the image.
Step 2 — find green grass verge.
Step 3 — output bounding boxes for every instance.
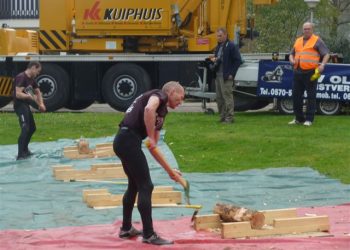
[1,111,349,184]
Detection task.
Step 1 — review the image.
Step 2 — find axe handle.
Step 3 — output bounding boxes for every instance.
[148,145,187,189]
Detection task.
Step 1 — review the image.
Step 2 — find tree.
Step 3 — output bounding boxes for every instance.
[250,0,350,62]
[252,0,308,53]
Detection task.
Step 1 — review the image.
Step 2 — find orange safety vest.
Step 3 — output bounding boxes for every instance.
[293,34,320,70]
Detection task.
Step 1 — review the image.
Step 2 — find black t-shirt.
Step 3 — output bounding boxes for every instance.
[13,72,39,101]
[120,89,168,139]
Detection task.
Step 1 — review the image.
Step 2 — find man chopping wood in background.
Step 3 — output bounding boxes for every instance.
[113,81,184,245]
[13,61,46,160]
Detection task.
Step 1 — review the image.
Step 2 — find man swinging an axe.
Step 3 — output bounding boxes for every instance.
[113,81,187,245]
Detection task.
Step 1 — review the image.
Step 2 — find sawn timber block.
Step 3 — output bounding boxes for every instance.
[53,163,126,181]
[82,186,173,202]
[63,142,114,159]
[194,208,330,239]
[83,187,181,208]
[222,215,329,238]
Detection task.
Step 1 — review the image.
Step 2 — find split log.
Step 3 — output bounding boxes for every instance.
[77,138,90,154]
[213,203,265,229]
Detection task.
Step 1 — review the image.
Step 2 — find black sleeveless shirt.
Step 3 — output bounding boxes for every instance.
[119,89,168,139]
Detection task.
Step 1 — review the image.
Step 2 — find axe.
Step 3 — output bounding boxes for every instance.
[145,140,191,205]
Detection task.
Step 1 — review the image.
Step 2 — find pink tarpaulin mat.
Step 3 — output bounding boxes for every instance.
[1,204,349,250]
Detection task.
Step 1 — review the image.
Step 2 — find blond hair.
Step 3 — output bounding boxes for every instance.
[162,81,183,94]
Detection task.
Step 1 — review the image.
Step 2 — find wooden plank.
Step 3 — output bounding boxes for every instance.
[94,167,126,179]
[84,190,182,208]
[90,163,122,169]
[82,186,172,202]
[261,208,297,225]
[222,215,329,239]
[151,191,182,204]
[86,194,123,207]
[63,146,78,151]
[153,186,174,191]
[95,143,113,149]
[194,214,221,230]
[82,189,109,202]
[53,165,126,181]
[94,148,115,158]
[52,165,73,176]
[63,150,94,159]
[273,216,329,231]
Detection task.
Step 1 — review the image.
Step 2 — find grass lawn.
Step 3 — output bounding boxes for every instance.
[1,110,349,184]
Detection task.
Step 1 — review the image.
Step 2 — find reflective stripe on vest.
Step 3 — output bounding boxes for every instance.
[294,34,320,70]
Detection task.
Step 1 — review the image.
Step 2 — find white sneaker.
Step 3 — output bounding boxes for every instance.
[304,121,312,126]
[288,119,302,125]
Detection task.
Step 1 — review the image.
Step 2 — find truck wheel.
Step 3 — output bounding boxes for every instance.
[317,100,341,115]
[0,96,11,109]
[36,63,70,112]
[276,99,294,114]
[102,63,151,111]
[64,99,95,110]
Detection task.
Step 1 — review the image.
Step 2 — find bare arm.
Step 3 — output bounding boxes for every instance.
[144,95,160,148]
[289,54,295,65]
[318,53,330,73]
[34,88,46,112]
[15,86,33,101]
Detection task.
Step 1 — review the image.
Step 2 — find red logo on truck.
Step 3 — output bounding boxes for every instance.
[84,1,101,20]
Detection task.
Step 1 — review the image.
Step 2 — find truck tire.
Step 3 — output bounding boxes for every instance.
[0,96,11,109]
[64,99,95,110]
[276,99,294,114]
[102,63,152,111]
[317,100,341,115]
[36,63,70,112]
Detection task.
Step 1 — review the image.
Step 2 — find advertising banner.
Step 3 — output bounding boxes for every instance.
[257,60,350,101]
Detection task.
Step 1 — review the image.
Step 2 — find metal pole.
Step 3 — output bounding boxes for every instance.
[310,9,314,23]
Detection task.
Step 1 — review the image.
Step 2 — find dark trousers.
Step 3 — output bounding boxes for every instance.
[113,128,154,238]
[14,101,36,157]
[292,70,317,122]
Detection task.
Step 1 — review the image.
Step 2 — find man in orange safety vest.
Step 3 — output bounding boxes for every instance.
[289,22,330,126]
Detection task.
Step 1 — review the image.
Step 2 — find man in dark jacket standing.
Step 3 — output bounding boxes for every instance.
[210,27,242,123]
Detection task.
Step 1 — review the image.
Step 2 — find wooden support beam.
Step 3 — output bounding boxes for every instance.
[194,208,330,239]
[82,189,109,202]
[82,186,173,202]
[53,164,126,181]
[63,142,114,159]
[95,143,113,149]
[260,208,297,225]
[83,189,182,208]
[222,215,329,238]
[193,214,221,231]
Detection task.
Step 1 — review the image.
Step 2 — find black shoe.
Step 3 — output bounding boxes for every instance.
[119,226,142,239]
[142,232,173,245]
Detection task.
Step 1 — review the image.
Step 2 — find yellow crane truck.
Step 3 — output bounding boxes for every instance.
[0,0,275,111]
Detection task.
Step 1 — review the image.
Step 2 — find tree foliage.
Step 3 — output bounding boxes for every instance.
[250,0,350,62]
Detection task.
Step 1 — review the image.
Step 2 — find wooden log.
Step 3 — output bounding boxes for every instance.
[77,138,91,154]
[213,203,265,229]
